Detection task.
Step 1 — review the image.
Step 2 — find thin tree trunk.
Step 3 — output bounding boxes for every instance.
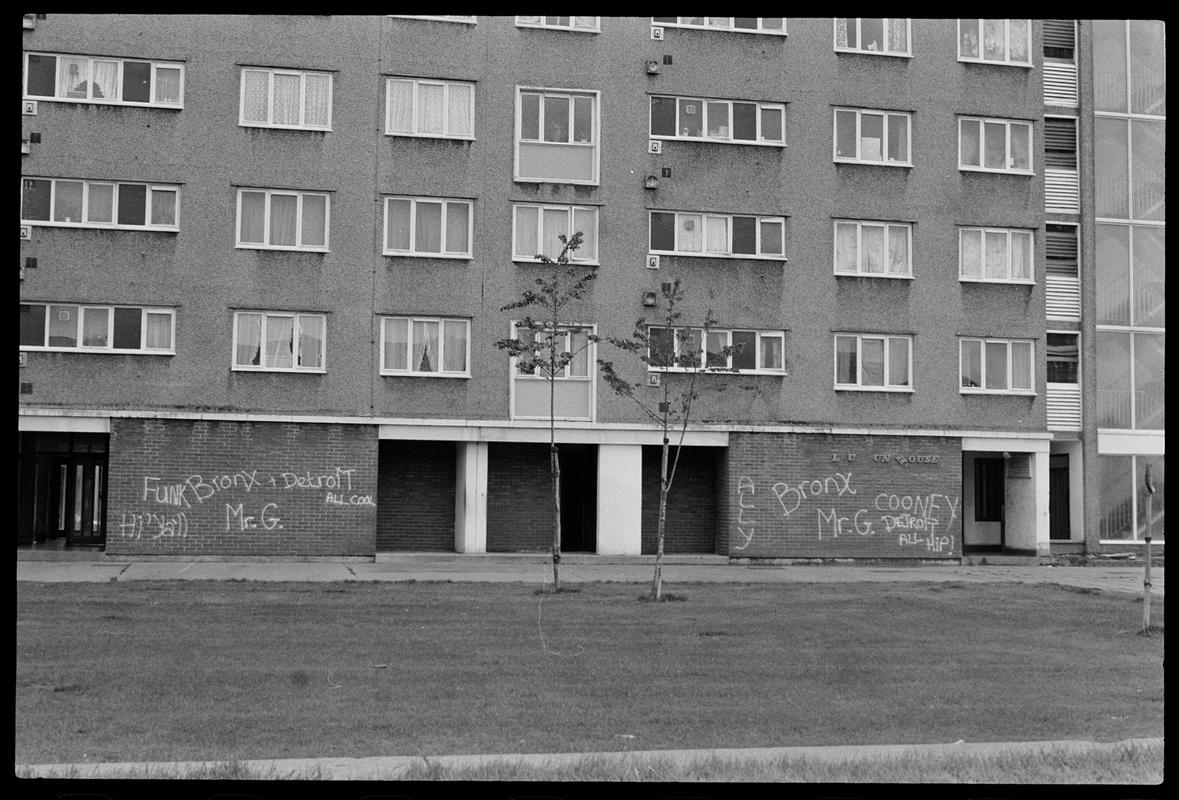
[653,436,669,600]
[551,443,561,591]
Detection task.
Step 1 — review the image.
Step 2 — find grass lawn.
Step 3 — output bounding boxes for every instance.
[15,580,1164,765]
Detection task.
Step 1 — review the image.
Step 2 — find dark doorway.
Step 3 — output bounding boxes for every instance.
[18,432,108,548]
[972,456,1006,550]
[1049,454,1071,540]
[559,445,597,552]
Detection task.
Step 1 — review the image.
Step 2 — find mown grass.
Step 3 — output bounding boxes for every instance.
[16,580,1164,767]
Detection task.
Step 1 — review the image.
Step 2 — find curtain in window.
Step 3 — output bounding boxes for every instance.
[272,74,300,125]
[236,314,262,366]
[862,225,886,272]
[448,83,473,137]
[415,202,442,252]
[568,329,589,377]
[515,206,539,257]
[888,338,909,386]
[983,19,1005,60]
[155,67,181,104]
[388,80,414,133]
[861,338,885,385]
[985,341,1007,389]
[887,114,907,162]
[82,308,109,347]
[961,340,982,387]
[835,18,851,48]
[888,225,908,274]
[573,208,596,260]
[836,337,857,384]
[60,57,88,98]
[1008,19,1029,62]
[835,222,858,271]
[265,316,294,369]
[144,313,171,350]
[87,184,115,224]
[240,192,266,243]
[297,316,323,368]
[443,320,467,372]
[1010,342,1032,390]
[704,216,728,253]
[419,83,445,134]
[960,119,981,166]
[960,19,979,58]
[705,331,727,368]
[54,181,83,223]
[385,198,412,251]
[445,202,468,254]
[542,207,570,258]
[92,60,118,99]
[383,318,409,370]
[760,336,783,371]
[1010,232,1030,280]
[304,74,330,127]
[678,215,702,252]
[241,70,270,123]
[961,229,982,277]
[299,195,325,247]
[269,194,298,246]
[760,220,783,255]
[984,231,1007,278]
[150,189,177,227]
[413,320,440,372]
[887,19,907,52]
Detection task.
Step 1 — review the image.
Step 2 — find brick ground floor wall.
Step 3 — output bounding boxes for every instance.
[719,432,963,559]
[106,419,377,556]
[376,440,456,552]
[486,442,555,552]
[641,445,718,554]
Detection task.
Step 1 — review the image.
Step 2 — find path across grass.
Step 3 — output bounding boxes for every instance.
[16,580,1163,766]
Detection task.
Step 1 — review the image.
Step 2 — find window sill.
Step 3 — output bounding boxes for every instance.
[649,135,787,148]
[239,122,332,132]
[834,49,912,58]
[386,132,475,141]
[380,371,470,379]
[236,244,330,253]
[960,277,1035,285]
[834,158,913,168]
[649,251,787,263]
[21,220,179,233]
[513,257,598,266]
[516,24,600,34]
[654,24,787,37]
[514,176,600,187]
[514,375,592,383]
[384,252,472,260]
[23,95,183,110]
[959,389,1036,396]
[959,167,1035,176]
[231,366,327,374]
[651,368,785,376]
[958,57,1034,69]
[835,385,914,393]
[835,271,913,280]
[20,346,175,356]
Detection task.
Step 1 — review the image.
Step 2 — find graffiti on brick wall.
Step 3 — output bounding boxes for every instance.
[118,466,373,540]
[733,472,960,554]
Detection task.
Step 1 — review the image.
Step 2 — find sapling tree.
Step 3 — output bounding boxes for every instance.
[494,232,596,593]
[598,279,734,601]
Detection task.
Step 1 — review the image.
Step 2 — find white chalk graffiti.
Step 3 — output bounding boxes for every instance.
[772,472,856,517]
[117,511,188,540]
[734,476,756,551]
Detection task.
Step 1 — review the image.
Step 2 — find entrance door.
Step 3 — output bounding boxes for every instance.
[1049,454,1071,540]
[559,445,597,552]
[50,456,106,546]
[967,456,1006,550]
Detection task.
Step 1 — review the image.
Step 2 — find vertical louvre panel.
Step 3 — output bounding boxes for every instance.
[1046,384,1082,429]
[1043,62,1078,106]
[1045,168,1080,213]
[1045,275,1081,319]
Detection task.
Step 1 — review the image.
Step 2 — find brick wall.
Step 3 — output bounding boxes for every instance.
[641,445,718,554]
[106,419,377,556]
[486,442,557,552]
[376,440,456,551]
[720,432,963,559]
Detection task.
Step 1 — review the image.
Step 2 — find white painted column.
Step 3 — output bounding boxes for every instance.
[1032,449,1052,556]
[596,444,642,555]
[454,441,487,553]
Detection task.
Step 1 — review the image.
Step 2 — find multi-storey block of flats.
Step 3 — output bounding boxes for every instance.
[19,16,1164,559]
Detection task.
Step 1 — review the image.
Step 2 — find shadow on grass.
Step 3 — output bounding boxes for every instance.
[638,593,687,603]
[532,586,581,595]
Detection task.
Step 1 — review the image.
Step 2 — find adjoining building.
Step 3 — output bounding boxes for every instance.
[19,16,1164,560]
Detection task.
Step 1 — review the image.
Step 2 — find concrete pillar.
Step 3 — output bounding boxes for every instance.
[454,441,487,553]
[1032,450,1051,556]
[596,444,642,555]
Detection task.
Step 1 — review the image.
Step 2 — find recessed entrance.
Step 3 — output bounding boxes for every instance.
[559,444,597,552]
[18,432,109,548]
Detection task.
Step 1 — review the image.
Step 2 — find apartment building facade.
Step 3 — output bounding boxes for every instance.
[18,16,1164,559]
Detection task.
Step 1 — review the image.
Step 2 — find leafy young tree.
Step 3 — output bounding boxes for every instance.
[598,279,734,601]
[494,232,596,593]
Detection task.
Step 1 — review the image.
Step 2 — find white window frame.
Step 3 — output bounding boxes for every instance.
[514,86,600,186]
[958,116,1035,174]
[651,17,787,36]
[238,67,333,131]
[648,210,786,260]
[832,107,912,166]
[958,227,1035,284]
[959,337,1036,395]
[512,203,599,264]
[957,19,1033,67]
[833,219,913,278]
[832,18,912,57]
[22,52,185,108]
[515,16,600,32]
[231,311,326,373]
[384,77,475,140]
[20,303,176,354]
[20,178,180,232]
[379,316,471,378]
[833,333,913,392]
[235,188,330,252]
[648,327,786,374]
[389,15,477,24]
[382,196,473,259]
[648,94,786,146]
[511,323,596,381]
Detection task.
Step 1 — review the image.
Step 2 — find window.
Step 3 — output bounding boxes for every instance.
[833,19,910,56]
[960,337,1034,394]
[649,95,785,145]
[232,312,324,372]
[1046,332,1079,383]
[834,220,911,277]
[648,327,785,373]
[23,52,184,107]
[1045,224,1079,277]
[651,17,786,35]
[1042,19,1076,62]
[958,19,1031,65]
[513,204,598,262]
[834,334,912,391]
[21,178,179,231]
[959,227,1033,283]
[511,323,595,421]
[958,117,1033,173]
[239,68,332,130]
[649,211,785,259]
[390,15,476,23]
[383,196,472,258]
[833,108,911,165]
[236,189,329,251]
[386,77,474,139]
[380,316,469,376]
[516,16,599,32]
[515,87,599,184]
[20,304,175,354]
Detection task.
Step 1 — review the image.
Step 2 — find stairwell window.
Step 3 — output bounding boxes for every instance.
[512,203,597,263]
[24,53,184,107]
[834,220,912,277]
[239,67,332,131]
[21,178,179,231]
[515,87,599,184]
[386,77,474,139]
[236,189,329,251]
[233,312,325,372]
[959,227,1034,283]
[960,337,1034,394]
[383,196,472,258]
[834,19,910,56]
[834,334,912,391]
[958,19,1031,66]
[650,95,785,145]
[834,108,911,165]
[649,211,785,259]
[381,316,470,376]
[959,116,1033,173]
[20,303,175,354]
